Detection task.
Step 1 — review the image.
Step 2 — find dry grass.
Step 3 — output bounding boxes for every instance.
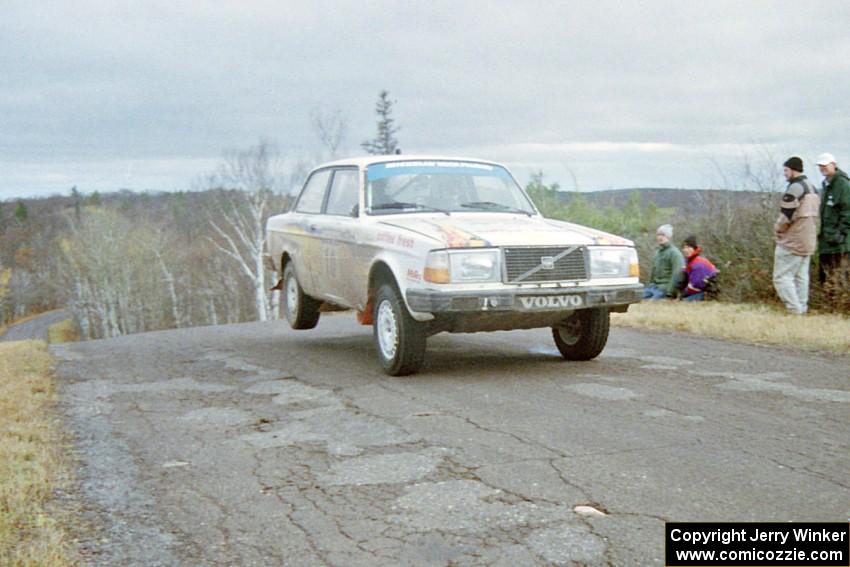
[613,301,850,355]
[0,340,78,566]
[47,320,79,345]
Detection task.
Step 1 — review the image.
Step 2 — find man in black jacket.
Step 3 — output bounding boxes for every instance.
[815,153,850,294]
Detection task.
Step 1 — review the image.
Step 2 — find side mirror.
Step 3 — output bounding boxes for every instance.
[350,204,359,218]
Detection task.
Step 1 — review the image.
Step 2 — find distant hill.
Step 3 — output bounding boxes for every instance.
[558,188,776,212]
[1,186,775,220]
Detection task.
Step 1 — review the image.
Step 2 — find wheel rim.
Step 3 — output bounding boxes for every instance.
[556,316,582,346]
[376,300,398,361]
[286,274,299,317]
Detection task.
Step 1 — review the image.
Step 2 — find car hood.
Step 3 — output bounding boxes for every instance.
[377,214,633,248]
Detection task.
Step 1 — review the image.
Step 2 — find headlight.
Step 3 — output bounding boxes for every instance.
[450,250,500,282]
[424,249,501,283]
[589,247,639,278]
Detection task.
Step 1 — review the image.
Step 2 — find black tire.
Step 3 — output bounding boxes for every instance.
[283,263,321,330]
[552,308,610,361]
[373,283,427,376]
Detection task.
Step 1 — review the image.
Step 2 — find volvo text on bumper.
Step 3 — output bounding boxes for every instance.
[406,284,644,313]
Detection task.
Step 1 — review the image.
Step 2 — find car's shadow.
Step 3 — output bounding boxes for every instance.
[283,330,597,382]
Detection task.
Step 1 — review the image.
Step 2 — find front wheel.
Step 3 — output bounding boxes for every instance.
[552,308,610,361]
[283,263,321,330]
[373,284,427,376]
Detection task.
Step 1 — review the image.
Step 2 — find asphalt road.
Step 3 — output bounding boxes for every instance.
[1,310,69,342]
[52,314,850,566]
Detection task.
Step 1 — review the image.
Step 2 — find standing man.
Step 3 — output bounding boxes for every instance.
[773,157,820,314]
[643,224,684,300]
[815,153,850,293]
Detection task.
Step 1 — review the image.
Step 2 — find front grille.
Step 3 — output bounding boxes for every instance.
[503,246,588,283]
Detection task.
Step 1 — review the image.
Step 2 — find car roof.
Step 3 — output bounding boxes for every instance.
[315,155,506,170]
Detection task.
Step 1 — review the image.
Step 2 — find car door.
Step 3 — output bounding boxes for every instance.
[289,168,332,294]
[315,167,361,305]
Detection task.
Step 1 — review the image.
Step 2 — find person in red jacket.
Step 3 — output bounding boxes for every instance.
[680,236,718,301]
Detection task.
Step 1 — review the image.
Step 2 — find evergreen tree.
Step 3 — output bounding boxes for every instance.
[14,201,28,224]
[71,185,82,221]
[361,90,400,155]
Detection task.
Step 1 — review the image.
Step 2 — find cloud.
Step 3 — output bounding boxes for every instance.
[2,1,850,197]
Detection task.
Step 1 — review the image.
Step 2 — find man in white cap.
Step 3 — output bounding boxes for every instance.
[773,157,820,314]
[815,153,850,293]
[643,224,684,300]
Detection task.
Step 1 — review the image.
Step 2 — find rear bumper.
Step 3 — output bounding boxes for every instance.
[406,284,644,313]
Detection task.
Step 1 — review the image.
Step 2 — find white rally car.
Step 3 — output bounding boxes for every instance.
[267,156,642,375]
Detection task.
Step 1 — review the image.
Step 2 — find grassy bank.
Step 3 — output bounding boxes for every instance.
[47,320,79,345]
[613,301,850,355]
[0,340,77,566]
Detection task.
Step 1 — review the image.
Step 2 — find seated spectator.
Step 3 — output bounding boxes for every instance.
[643,224,685,300]
[679,235,718,302]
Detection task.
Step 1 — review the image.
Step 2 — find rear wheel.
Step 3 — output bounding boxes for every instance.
[552,308,610,360]
[283,263,321,330]
[373,284,427,376]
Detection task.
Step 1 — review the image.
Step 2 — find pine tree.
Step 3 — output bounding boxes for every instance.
[71,186,82,221]
[14,201,28,224]
[361,90,400,155]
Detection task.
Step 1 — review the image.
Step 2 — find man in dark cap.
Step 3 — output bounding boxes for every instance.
[773,156,819,314]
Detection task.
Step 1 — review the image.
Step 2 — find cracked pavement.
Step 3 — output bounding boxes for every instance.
[52,315,850,565]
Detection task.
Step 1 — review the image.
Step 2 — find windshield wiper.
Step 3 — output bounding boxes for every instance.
[371,202,450,215]
[460,201,533,216]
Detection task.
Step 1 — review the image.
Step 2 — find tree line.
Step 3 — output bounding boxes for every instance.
[0,144,295,338]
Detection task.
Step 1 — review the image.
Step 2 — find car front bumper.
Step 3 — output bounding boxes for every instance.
[406,283,644,313]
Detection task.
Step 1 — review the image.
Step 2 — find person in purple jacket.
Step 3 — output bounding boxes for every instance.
[679,236,718,301]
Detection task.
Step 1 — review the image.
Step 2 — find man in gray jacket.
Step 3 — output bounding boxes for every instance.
[773,156,820,314]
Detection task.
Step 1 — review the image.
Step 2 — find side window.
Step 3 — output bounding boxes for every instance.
[295,170,331,214]
[326,169,360,216]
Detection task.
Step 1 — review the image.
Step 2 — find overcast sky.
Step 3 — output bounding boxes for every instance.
[3,1,850,199]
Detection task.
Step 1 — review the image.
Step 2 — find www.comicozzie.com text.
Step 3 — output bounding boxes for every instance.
[669,526,847,546]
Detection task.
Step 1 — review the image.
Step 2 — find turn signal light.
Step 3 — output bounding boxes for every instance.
[424,267,450,283]
[629,262,640,277]
[424,250,451,283]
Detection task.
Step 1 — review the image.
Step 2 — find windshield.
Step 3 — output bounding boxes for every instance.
[365,160,537,215]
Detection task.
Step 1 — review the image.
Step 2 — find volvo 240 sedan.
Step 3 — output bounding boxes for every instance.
[266,156,643,375]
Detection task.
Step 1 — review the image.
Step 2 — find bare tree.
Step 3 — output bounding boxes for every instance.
[0,262,10,324]
[684,145,787,302]
[561,162,581,191]
[148,230,186,329]
[59,209,158,338]
[206,141,285,322]
[310,107,349,160]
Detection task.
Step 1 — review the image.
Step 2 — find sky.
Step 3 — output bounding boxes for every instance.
[3,1,850,199]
